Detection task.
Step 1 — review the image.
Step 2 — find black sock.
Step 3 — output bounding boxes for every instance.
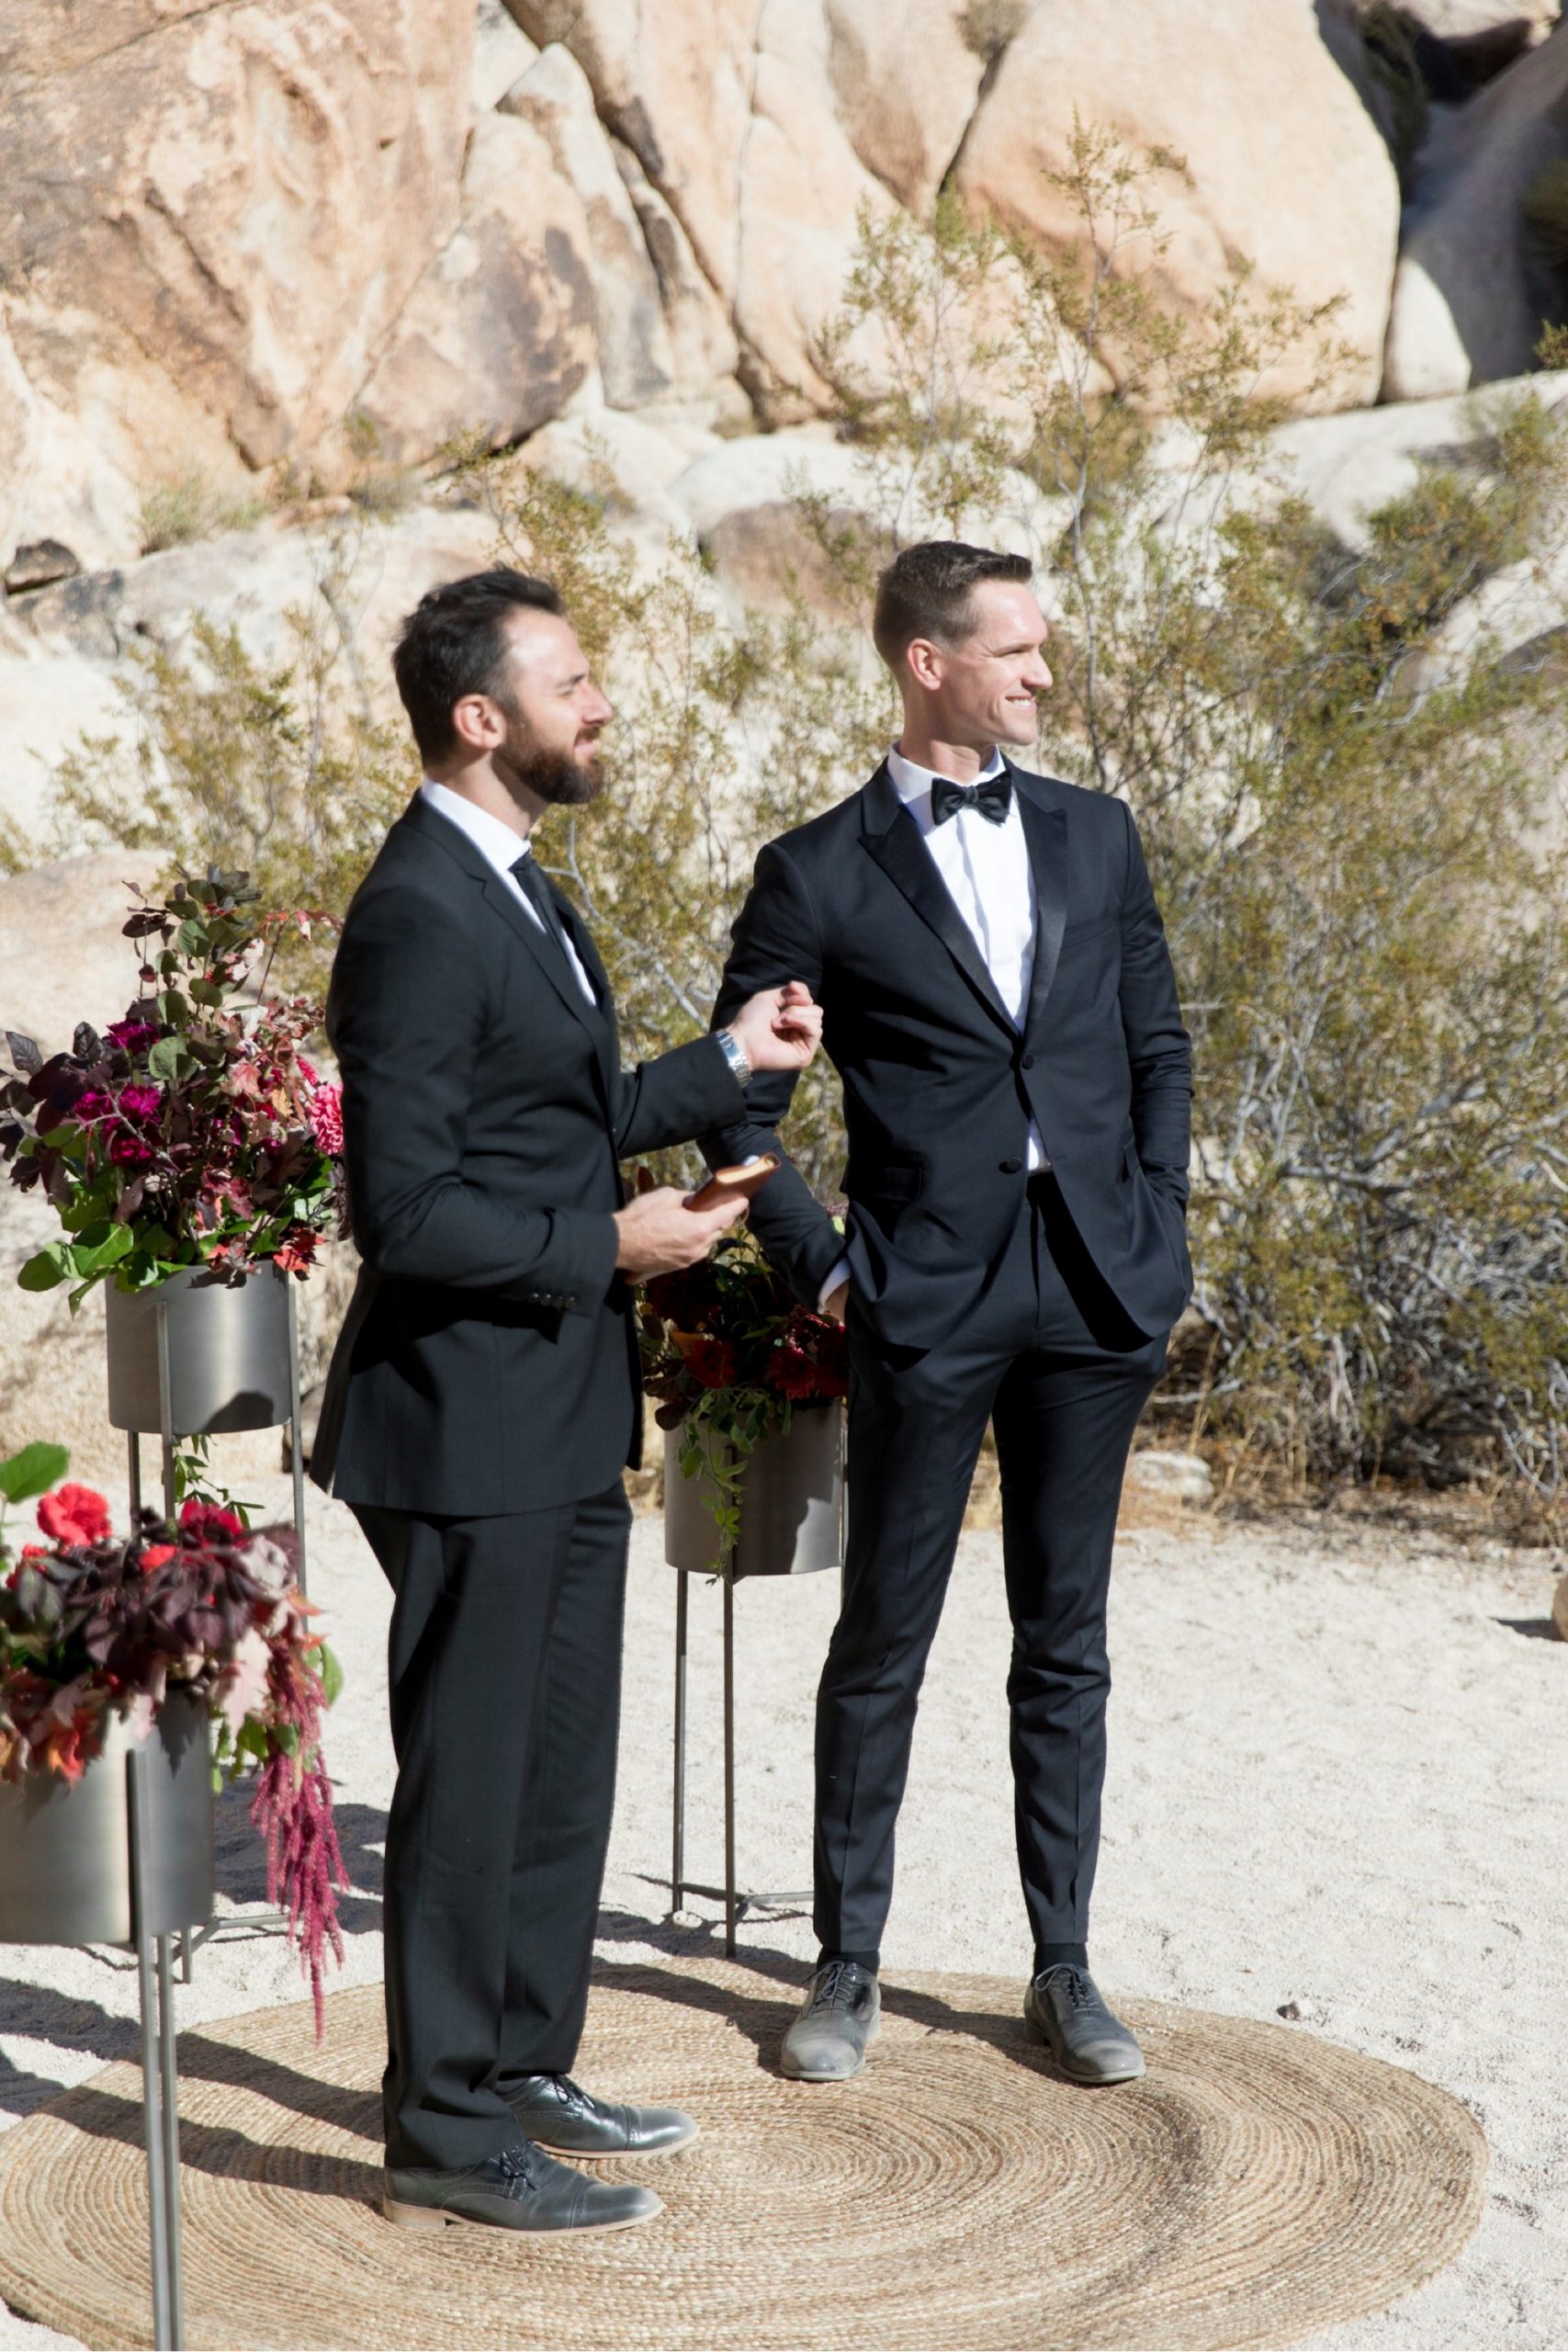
[818,1946,879,1975]
[1033,1940,1089,1975]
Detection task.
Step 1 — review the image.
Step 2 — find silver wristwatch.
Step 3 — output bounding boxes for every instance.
[715,1026,752,1088]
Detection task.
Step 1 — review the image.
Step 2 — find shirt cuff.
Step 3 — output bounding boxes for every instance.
[818,1254,851,1312]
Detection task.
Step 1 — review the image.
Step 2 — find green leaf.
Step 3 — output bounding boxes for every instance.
[17,1242,71,1291]
[146,1036,197,1082]
[316,1641,344,1709]
[0,1441,70,1504]
[188,978,223,1007]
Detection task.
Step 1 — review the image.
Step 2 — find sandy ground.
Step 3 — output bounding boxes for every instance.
[0,1474,1563,2352]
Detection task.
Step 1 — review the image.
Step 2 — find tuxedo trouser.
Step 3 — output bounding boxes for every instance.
[815,1176,1168,1961]
[352,1481,632,2172]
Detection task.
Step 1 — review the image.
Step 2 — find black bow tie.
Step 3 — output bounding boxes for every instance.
[930,772,1011,826]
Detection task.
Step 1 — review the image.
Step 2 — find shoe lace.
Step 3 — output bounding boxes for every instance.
[497,2146,536,2189]
[1043,1965,1094,2012]
[551,2075,592,2116]
[808,1962,863,2016]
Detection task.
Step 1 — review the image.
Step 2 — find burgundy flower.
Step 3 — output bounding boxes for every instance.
[70,1090,114,1124]
[108,1131,154,1166]
[117,1083,164,1124]
[682,1338,738,1390]
[645,1261,723,1330]
[37,1484,112,1548]
[179,1497,244,1546]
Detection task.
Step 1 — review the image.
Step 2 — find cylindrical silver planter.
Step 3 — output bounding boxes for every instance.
[664,1403,844,1579]
[0,1691,214,1946]
[107,1264,293,1436]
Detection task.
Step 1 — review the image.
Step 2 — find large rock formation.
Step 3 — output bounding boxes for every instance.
[0,2,474,561]
[954,0,1402,411]
[1383,26,1568,399]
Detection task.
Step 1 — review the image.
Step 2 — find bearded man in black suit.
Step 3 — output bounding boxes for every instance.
[312,568,821,2234]
[707,541,1191,2087]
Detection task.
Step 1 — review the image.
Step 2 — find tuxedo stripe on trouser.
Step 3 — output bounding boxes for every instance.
[353,1483,631,2173]
[814,1177,1166,1961]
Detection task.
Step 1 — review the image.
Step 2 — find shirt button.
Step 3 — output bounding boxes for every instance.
[1021,1052,1035,1069]
[999,1157,1023,1174]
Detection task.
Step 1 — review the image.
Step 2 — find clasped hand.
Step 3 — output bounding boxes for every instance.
[613,982,822,1279]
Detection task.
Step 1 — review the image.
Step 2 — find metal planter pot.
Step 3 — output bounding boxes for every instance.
[106,1263,293,1437]
[0,1691,215,1946]
[664,1403,844,1580]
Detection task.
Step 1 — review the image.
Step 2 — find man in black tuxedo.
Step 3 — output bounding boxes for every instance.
[707,541,1191,2086]
[312,568,821,2234]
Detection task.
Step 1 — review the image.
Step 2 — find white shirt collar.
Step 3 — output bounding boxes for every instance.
[885,742,1007,806]
[419,777,534,879]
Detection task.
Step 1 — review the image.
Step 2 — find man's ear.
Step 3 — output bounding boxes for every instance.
[906,636,945,693]
[450,693,502,753]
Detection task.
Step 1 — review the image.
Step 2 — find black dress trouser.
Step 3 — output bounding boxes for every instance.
[353,1481,632,2172]
[816,1175,1168,1962]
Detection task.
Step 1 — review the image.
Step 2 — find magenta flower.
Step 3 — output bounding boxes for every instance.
[105,1018,160,1053]
[107,1131,153,1167]
[309,1081,344,1157]
[71,1090,114,1123]
[118,1083,164,1124]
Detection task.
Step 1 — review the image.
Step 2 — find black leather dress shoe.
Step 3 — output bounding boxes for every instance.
[504,2073,698,2158]
[382,2143,661,2233]
[1024,1964,1145,2085]
[779,1960,881,2082]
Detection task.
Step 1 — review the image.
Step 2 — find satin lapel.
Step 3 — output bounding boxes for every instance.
[1014,772,1069,1038]
[861,785,1016,1037]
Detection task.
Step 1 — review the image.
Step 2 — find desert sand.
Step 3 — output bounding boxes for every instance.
[0,1475,1562,2351]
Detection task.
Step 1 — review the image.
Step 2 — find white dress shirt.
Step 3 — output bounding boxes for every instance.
[818,743,1046,1309]
[419,779,598,1010]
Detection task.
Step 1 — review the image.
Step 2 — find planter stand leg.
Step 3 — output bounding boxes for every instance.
[671,1571,688,1915]
[287,1277,308,1597]
[155,1295,177,1525]
[723,1576,737,1961]
[129,1746,185,2351]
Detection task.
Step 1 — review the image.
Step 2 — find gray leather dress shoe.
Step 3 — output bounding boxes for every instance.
[505,2072,698,2158]
[1025,1965,1145,2085]
[779,1960,881,2082]
[382,2143,661,2233]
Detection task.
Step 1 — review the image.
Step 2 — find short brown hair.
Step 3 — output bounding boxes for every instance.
[392,567,563,763]
[872,540,1032,670]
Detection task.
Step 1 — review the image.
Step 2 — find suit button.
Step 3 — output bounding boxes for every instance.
[1021,1051,1035,1069]
[999,1157,1023,1174]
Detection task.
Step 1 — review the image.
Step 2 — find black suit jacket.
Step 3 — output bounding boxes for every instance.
[707,760,1192,1351]
[310,793,745,1516]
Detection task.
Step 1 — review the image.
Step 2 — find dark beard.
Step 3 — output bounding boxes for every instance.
[500,728,604,809]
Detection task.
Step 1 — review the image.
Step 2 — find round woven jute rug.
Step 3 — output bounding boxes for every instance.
[0,1958,1484,2352]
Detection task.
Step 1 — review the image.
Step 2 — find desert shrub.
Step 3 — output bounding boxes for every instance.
[139,470,267,555]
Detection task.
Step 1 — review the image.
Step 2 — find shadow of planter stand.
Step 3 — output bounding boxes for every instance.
[0,1693,214,2349]
[664,1403,844,1956]
[107,1265,309,1977]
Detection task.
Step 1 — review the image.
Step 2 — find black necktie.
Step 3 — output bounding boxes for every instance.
[510,851,570,956]
[930,772,1012,826]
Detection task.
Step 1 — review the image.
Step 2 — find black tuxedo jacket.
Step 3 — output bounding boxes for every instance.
[310,793,745,1516]
[707,760,1191,1351]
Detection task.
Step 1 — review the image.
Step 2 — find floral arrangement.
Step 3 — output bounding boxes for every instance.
[0,1441,345,2030]
[0,869,344,1300]
[639,1226,849,1563]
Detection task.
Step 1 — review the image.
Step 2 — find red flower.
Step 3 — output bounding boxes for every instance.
[179,1498,243,1545]
[644,1262,722,1329]
[308,1081,344,1157]
[105,1017,160,1052]
[117,1083,164,1124]
[138,1544,176,1570]
[70,1089,114,1124]
[108,1131,154,1167]
[766,1341,825,1401]
[682,1339,738,1390]
[36,1485,112,1548]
